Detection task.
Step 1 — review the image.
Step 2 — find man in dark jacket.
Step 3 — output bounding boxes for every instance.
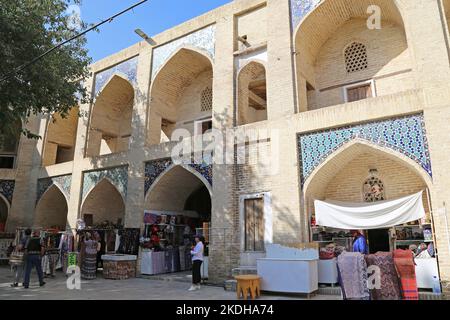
[23,230,46,289]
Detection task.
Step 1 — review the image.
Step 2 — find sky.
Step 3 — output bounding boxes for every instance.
[78,0,231,62]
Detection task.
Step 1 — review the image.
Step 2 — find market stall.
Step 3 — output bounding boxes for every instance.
[140,211,210,277]
[312,191,442,298]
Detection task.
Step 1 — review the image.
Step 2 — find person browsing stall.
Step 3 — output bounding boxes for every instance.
[188,235,204,291]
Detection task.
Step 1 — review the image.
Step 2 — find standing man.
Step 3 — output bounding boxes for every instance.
[188,235,204,291]
[23,230,46,289]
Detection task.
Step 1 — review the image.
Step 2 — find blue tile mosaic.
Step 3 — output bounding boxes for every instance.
[82,166,128,201]
[144,158,173,195]
[290,0,321,30]
[94,56,139,95]
[297,114,432,185]
[189,162,213,187]
[144,158,213,196]
[0,180,15,204]
[151,25,216,80]
[36,175,72,204]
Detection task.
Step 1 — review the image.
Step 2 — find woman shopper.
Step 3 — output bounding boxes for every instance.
[188,235,204,291]
[80,232,101,280]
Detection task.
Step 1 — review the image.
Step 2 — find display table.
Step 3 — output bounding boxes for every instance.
[102,254,137,280]
[318,258,338,285]
[415,258,439,289]
[257,258,318,294]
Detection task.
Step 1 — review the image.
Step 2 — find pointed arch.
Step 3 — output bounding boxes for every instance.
[81,177,125,207]
[237,60,267,126]
[303,139,433,199]
[294,0,409,111]
[145,164,212,202]
[86,74,135,157]
[80,178,126,226]
[147,46,214,145]
[42,106,79,166]
[144,165,212,216]
[34,184,69,229]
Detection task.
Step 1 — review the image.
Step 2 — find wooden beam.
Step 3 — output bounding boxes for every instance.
[248,90,267,109]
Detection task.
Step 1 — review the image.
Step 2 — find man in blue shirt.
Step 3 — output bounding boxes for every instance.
[351,230,368,254]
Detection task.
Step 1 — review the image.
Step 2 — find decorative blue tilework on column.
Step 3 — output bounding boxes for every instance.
[94,56,139,95]
[151,24,216,80]
[0,180,15,204]
[290,0,321,30]
[297,114,432,185]
[82,166,128,201]
[144,158,213,196]
[36,175,72,204]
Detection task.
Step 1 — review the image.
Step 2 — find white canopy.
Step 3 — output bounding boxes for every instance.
[314,191,425,230]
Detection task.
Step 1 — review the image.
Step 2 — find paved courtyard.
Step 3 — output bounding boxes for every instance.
[0,266,338,300]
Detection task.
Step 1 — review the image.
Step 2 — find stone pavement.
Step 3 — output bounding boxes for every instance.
[0,266,339,300]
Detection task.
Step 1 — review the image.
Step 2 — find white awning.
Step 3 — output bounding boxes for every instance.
[314,191,425,230]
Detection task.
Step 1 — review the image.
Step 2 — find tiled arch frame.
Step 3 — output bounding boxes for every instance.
[81,166,129,206]
[144,158,213,197]
[36,175,72,205]
[290,0,322,30]
[298,114,433,188]
[93,56,139,96]
[151,24,216,80]
[302,138,434,198]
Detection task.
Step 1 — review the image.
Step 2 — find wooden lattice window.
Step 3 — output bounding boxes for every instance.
[363,176,386,202]
[201,87,213,112]
[345,42,368,73]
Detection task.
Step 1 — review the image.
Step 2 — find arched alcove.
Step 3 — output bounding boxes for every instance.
[81,179,125,226]
[34,185,68,229]
[86,75,134,157]
[0,119,21,169]
[237,61,267,126]
[148,47,213,145]
[294,0,411,111]
[42,107,79,166]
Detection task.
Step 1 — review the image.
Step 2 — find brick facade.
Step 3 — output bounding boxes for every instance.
[2,0,450,296]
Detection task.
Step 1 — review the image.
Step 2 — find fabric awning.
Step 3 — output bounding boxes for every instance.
[314,191,425,230]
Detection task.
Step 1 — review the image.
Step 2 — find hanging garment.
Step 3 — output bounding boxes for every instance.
[314,191,425,230]
[337,252,370,300]
[365,252,402,300]
[393,249,419,300]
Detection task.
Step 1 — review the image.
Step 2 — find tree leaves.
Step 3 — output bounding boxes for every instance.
[0,0,91,138]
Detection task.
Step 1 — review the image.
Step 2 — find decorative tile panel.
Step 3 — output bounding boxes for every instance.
[0,180,15,204]
[189,162,213,187]
[36,175,72,204]
[82,166,128,201]
[94,56,139,95]
[144,158,173,195]
[151,25,216,79]
[144,159,213,196]
[290,0,321,30]
[298,114,432,184]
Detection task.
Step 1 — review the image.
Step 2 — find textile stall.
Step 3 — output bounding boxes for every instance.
[140,211,208,276]
[312,191,441,299]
